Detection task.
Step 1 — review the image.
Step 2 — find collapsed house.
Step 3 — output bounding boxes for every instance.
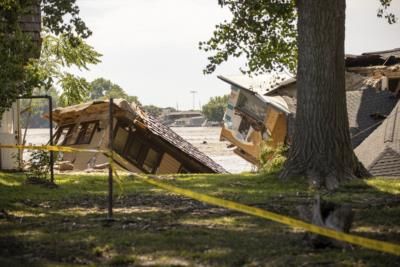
[219,48,400,176]
[218,74,291,164]
[49,99,226,174]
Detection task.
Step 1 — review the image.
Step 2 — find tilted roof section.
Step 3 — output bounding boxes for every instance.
[362,48,400,58]
[345,48,400,67]
[263,95,290,114]
[218,73,293,95]
[137,107,227,174]
[355,101,400,176]
[346,88,398,148]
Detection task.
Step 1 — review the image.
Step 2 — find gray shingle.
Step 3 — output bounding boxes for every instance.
[137,106,228,174]
[355,101,400,176]
[346,87,398,148]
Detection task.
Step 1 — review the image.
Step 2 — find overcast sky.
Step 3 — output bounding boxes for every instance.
[75,0,400,110]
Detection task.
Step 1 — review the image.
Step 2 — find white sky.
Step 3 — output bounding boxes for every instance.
[75,0,400,110]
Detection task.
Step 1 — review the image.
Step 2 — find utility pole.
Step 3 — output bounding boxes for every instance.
[190,90,197,110]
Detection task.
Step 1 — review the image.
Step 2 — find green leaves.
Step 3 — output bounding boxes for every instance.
[43,34,101,70]
[200,0,297,75]
[58,74,90,106]
[89,77,141,106]
[202,95,229,121]
[142,105,163,117]
[24,34,101,107]
[378,0,397,24]
[41,0,92,40]
[0,0,93,114]
[202,0,397,75]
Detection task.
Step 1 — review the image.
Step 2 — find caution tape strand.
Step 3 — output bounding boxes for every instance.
[1,144,399,256]
[0,144,107,153]
[129,173,400,256]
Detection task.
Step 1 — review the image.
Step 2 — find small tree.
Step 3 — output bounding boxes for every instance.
[202,95,229,122]
[25,150,51,184]
[143,105,163,117]
[89,78,141,105]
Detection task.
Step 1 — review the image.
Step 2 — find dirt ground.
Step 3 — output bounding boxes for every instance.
[0,172,399,266]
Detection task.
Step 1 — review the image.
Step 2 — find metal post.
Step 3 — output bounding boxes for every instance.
[190,90,197,110]
[47,96,54,184]
[16,95,54,183]
[108,98,114,220]
[16,99,22,170]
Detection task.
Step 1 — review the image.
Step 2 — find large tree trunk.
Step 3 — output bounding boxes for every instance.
[280,0,369,189]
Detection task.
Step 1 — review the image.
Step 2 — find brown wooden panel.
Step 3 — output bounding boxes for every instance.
[157,153,181,174]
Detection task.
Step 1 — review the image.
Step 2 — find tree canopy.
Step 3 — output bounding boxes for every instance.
[202,95,229,122]
[27,34,102,107]
[142,105,163,118]
[0,0,92,114]
[89,78,141,106]
[201,0,397,75]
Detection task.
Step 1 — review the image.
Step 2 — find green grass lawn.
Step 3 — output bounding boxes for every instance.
[0,172,399,266]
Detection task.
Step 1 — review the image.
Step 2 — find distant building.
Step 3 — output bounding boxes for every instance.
[170,116,206,127]
[160,111,203,126]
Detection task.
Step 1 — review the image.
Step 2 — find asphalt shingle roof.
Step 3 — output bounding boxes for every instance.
[355,101,400,176]
[277,88,397,149]
[346,87,398,148]
[139,110,227,173]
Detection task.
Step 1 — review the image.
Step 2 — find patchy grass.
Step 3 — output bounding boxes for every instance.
[0,172,399,266]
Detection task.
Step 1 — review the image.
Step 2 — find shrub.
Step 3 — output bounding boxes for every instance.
[259,142,288,173]
[25,150,53,185]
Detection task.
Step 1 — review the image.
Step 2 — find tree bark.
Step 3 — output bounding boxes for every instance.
[280,0,369,189]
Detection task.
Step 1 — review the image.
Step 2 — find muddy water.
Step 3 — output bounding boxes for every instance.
[171,127,253,173]
[24,127,253,173]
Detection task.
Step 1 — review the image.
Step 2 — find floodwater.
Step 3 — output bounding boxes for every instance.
[24,127,253,173]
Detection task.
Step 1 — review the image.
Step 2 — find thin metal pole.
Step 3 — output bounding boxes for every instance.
[47,96,54,184]
[16,95,54,183]
[16,99,22,170]
[108,98,114,219]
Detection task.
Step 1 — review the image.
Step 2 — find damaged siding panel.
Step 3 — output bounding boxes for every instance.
[265,107,279,135]
[233,148,258,165]
[262,106,287,147]
[114,126,129,154]
[269,113,287,146]
[220,127,260,163]
[157,153,181,174]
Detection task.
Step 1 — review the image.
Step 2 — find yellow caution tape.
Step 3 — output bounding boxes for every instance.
[129,173,400,256]
[0,144,107,154]
[1,143,399,255]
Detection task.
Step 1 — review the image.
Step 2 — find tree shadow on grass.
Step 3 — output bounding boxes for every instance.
[0,173,399,266]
